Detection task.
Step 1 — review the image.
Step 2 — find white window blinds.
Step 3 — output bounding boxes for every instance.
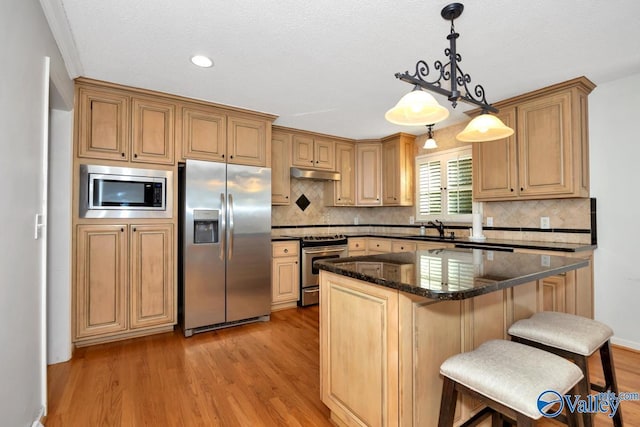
[415,147,473,222]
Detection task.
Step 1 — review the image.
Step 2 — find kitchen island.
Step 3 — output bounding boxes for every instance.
[316,248,590,427]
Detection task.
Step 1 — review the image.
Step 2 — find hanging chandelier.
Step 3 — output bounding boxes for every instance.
[385,2,514,142]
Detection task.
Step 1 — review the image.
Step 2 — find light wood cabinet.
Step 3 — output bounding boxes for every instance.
[76,87,175,165]
[473,77,594,201]
[347,238,366,256]
[540,274,566,313]
[227,114,269,167]
[180,104,226,162]
[129,224,174,329]
[367,238,392,254]
[325,142,356,206]
[76,87,130,161]
[271,241,300,310]
[75,224,128,339]
[292,134,335,170]
[74,223,175,344]
[382,133,415,206]
[356,142,382,206]
[391,240,417,253]
[131,96,176,165]
[271,131,291,205]
[320,271,399,427]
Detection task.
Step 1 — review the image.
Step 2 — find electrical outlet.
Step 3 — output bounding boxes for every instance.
[409,216,415,225]
[486,217,494,227]
[540,217,551,229]
[541,255,551,267]
[486,251,494,261]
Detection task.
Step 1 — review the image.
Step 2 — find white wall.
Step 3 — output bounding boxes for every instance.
[0,0,72,425]
[590,72,640,350]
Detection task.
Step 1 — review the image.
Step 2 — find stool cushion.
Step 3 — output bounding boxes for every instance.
[508,311,613,356]
[440,340,583,420]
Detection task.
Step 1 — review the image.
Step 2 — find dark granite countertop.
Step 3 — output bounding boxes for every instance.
[271,232,596,252]
[315,248,589,301]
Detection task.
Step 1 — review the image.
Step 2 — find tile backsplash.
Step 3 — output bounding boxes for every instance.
[272,178,594,244]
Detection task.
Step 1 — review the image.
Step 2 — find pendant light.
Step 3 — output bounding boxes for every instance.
[456,112,514,142]
[385,86,450,126]
[387,3,513,142]
[423,124,438,149]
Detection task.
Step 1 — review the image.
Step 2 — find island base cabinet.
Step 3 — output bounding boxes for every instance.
[320,271,398,427]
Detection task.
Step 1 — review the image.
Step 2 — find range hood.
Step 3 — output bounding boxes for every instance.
[290,167,341,181]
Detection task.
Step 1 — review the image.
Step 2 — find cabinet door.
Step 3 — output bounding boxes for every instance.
[356,143,382,206]
[75,224,128,339]
[271,131,291,205]
[333,142,356,205]
[382,140,399,205]
[272,257,300,304]
[181,104,226,162]
[540,274,566,313]
[292,134,315,167]
[472,108,518,200]
[129,224,174,329]
[314,138,335,170]
[76,87,130,161]
[227,115,268,166]
[131,96,175,164]
[517,92,573,196]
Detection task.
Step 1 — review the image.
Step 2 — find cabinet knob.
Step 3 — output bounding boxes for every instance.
[310,160,314,164]
[510,188,514,192]
[376,244,380,247]
[133,227,137,232]
[134,153,138,158]
[295,261,298,264]
[284,248,289,254]
[520,187,524,191]
[120,227,124,232]
[121,152,125,158]
[286,196,289,199]
[222,154,225,158]
[230,155,234,159]
[355,244,359,248]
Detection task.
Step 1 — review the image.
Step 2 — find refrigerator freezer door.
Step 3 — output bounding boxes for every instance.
[183,159,227,330]
[225,164,272,322]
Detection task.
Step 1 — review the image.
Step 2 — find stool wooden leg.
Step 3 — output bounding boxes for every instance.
[438,377,458,427]
[514,413,533,427]
[575,355,594,427]
[600,341,623,427]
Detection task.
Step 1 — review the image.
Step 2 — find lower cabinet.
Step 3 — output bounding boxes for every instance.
[74,223,175,345]
[271,241,300,310]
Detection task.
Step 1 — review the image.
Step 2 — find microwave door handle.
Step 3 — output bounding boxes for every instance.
[220,193,226,261]
[228,193,234,260]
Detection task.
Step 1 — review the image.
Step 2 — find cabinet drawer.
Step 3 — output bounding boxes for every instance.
[272,241,299,257]
[348,238,366,252]
[367,238,392,253]
[392,240,417,253]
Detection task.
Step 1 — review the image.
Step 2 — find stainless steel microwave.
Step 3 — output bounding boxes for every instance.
[79,164,173,218]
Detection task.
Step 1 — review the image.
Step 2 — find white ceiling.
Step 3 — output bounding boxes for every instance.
[42,0,640,139]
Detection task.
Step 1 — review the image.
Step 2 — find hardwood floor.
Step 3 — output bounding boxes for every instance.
[47,307,640,426]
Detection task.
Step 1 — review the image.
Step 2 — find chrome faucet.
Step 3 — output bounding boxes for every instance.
[428,219,445,239]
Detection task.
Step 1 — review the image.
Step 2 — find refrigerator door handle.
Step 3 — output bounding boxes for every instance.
[228,193,234,260]
[220,193,226,260]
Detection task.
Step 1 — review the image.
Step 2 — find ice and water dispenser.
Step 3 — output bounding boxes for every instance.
[193,210,219,244]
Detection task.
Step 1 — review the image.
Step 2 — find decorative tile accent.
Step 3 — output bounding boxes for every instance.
[295,194,310,211]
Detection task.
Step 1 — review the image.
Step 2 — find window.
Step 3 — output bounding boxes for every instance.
[415,147,473,222]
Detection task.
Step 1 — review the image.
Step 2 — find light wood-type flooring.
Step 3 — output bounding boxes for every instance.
[47,306,639,426]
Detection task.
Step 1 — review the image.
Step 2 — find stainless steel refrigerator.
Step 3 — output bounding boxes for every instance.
[179,159,271,337]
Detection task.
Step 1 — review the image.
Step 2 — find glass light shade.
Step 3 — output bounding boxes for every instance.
[385,90,450,125]
[423,137,437,149]
[456,114,514,142]
[190,55,213,68]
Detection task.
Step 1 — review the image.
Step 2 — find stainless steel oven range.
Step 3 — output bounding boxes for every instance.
[296,235,348,306]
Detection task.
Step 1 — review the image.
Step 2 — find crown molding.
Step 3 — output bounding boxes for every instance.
[39,0,84,79]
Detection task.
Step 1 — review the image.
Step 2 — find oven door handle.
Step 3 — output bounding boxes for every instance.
[304,247,347,254]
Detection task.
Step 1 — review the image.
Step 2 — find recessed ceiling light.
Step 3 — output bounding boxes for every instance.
[190,55,213,68]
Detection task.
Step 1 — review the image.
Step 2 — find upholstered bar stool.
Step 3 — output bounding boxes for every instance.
[508,311,621,427]
[438,339,584,427]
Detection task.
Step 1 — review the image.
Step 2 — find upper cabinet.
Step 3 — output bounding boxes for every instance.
[292,134,335,170]
[356,142,383,206]
[382,133,415,206]
[75,78,275,167]
[131,96,175,165]
[271,130,292,205]
[76,86,175,165]
[473,77,594,201]
[326,141,356,206]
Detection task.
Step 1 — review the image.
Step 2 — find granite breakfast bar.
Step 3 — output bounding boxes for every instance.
[316,248,591,427]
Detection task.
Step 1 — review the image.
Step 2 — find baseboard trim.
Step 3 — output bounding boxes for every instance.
[611,337,640,353]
